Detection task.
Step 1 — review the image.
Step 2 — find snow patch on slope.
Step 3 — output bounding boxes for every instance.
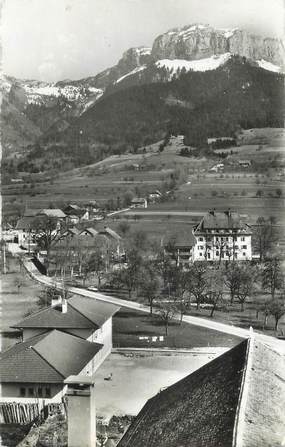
[257,59,281,73]
[115,65,147,84]
[156,53,232,76]
[23,84,103,105]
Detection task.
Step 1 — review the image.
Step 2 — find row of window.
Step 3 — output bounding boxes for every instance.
[198,236,247,242]
[20,386,51,398]
[197,245,248,250]
[199,252,248,258]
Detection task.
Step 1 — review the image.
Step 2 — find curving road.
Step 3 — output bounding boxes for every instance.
[22,258,285,353]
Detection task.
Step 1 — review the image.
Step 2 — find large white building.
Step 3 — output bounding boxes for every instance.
[192,210,252,262]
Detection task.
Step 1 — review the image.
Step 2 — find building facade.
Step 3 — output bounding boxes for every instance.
[193,210,252,262]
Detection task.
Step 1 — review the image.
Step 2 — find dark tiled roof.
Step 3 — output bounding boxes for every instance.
[69,296,120,327]
[164,231,196,249]
[33,330,102,377]
[12,304,98,330]
[196,211,249,231]
[98,227,121,241]
[15,217,37,230]
[23,209,42,217]
[79,228,98,237]
[13,297,119,330]
[0,330,102,383]
[118,340,248,447]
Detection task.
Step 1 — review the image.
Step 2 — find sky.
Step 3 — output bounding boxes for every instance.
[1,0,284,82]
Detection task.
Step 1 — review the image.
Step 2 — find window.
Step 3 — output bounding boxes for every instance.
[243,252,246,256]
[216,251,219,257]
[199,252,203,257]
[199,237,204,241]
[28,388,34,397]
[199,245,204,250]
[207,252,211,259]
[37,388,43,398]
[234,245,239,249]
[45,387,51,398]
[241,237,245,241]
[20,387,26,397]
[242,245,247,249]
[234,253,237,259]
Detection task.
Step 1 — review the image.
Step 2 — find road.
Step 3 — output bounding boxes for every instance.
[22,258,285,353]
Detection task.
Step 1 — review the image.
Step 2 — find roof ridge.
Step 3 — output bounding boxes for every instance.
[68,300,99,328]
[11,305,55,327]
[232,333,253,447]
[31,344,65,379]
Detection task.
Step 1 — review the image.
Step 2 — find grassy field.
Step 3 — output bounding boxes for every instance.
[113,308,241,349]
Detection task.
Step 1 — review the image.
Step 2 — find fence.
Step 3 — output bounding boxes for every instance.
[0,401,66,425]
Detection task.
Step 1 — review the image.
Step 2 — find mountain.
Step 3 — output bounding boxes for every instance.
[1,75,103,155]
[33,56,284,170]
[2,23,284,160]
[151,24,284,67]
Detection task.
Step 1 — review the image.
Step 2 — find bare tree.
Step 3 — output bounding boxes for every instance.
[236,266,257,312]
[254,217,277,261]
[139,264,161,314]
[268,299,285,332]
[158,302,176,335]
[224,262,244,304]
[206,268,224,317]
[185,263,208,310]
[262,257,283,299]
[34,216,63,270]
[86,250,105,290]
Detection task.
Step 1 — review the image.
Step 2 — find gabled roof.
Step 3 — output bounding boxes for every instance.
[99,227,121,241]
[15,217,36,230]
[23,209,42,217]
[12,303,98,330]
[12,297,120,331]
[131,197,146,203]
[118,340,247,447]
[164,231,196,249]
[118,336,285,447]
[39,209,66,218]
[79,228,99,237]
[68,296,120,327]
[195,211,250,231]
[0,330,102,383]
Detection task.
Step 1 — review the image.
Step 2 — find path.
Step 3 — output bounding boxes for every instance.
[22,258,285,353]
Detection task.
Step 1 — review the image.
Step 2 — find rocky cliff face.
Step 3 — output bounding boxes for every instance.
[151,24,284,68]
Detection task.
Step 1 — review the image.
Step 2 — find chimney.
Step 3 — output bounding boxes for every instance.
[209,208,215,216]
[51,296,68,313]
[64,375,96,447]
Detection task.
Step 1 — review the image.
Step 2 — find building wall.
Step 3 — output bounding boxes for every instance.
[0,383,64,403]
[193,233,252,262]
[86,318,112,373]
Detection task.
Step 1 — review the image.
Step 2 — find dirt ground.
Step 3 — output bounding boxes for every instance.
[93,349,226,418]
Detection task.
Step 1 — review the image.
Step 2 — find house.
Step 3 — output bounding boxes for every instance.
[11,295,120,368]
[238,159,251,168]
[163,232,196,266]
[117,334,285,447]
[15,217,38,247]
[193,210,252,262]
[130,198,147,209]
[209,163,224,173]
[1,295,120,402]
[0,329,102,403]
[64,204,90,224]
[148,190,162,201]
[98,226,124,259]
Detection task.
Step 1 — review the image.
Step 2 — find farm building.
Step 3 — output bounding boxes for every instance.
[163,233,196,266]
[193,210,252,262]
[130,198,148,209]
[0,329,102,403]
[1,296,120,402]
[118,335,285,447]
[238,160,251,168]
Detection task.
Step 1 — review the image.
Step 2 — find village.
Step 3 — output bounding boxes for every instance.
[0,188,285,445]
